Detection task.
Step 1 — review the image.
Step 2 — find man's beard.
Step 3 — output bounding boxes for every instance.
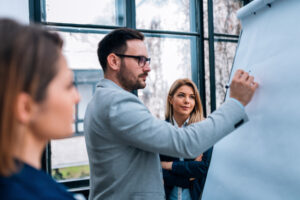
[117,61,147,91]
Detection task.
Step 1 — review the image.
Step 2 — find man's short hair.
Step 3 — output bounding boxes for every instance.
[97,28,144,72]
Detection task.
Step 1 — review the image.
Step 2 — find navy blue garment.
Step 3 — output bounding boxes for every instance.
[0,162,75,200]
[160,147,213,200]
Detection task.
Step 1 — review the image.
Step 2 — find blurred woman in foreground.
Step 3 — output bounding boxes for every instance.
[0,18,80,199]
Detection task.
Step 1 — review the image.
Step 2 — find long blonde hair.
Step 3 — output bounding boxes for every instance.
[165,78,204,125]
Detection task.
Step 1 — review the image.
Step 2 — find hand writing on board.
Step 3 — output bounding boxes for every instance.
[230,69,258,106]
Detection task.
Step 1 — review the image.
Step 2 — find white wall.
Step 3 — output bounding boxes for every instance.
[0,0,29,24]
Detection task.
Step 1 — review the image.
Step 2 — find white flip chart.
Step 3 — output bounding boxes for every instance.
[202,0,300,199]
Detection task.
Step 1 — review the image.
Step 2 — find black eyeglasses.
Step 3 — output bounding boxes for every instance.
[115,53,151,67]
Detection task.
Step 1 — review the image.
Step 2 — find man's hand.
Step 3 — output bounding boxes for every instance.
[230,69,259,106]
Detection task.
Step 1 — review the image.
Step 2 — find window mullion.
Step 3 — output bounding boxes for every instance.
[125,0,136,29]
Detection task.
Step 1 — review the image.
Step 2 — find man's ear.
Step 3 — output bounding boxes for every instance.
[107,53,121,71]
[15,92,36,125]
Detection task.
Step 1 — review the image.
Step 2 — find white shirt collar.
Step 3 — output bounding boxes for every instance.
[172,117,189,128]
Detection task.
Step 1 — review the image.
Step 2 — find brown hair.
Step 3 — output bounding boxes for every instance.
[0,18,63,176]
[165,78,204,125]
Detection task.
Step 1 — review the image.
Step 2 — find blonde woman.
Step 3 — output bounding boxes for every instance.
[160,78,213,200]
[0,19,80,199]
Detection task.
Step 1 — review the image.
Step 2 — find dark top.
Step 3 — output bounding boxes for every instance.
[0,162,75,200]
[160,147,213,200]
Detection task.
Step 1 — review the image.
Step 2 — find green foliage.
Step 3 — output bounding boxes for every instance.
[52,165,90,181]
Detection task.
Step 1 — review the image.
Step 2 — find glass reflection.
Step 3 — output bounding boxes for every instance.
[213,0,242,34]
[45,0,125,26]
[139,36,193,119]
[136,0,195,32]
[214,41,238,108]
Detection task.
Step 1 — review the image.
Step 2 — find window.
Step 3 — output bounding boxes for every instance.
[30,0,250,194]
[43,0,125,26]
[32,0,203,192]
[136,0,195,32]
[49,31,104,183]
[213,0,242,108]
[204,0,245,112]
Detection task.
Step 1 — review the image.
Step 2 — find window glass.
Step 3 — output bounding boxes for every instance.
[41,0,205,184]
[213,0,242,34]
[203,0,209,38]
[74,70,103,134]
[214,41,238,108]
[58,31,104,70]
[204,40,211,114]
[77,84,94,120]
[44,0,125,26]
[51,31,104,180]
[136,0,195,32]
[51,69,102,180]
[51,136,89,180]
[139,36,193,119]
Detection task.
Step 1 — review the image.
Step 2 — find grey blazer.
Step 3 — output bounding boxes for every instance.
[84,79,248,200]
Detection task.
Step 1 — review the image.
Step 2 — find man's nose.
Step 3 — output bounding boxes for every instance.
[143,63,151,72]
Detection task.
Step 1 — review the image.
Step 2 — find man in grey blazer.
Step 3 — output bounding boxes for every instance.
[84,28,258,200]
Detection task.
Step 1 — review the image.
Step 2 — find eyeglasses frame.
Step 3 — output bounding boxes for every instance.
[115,53,151,67]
